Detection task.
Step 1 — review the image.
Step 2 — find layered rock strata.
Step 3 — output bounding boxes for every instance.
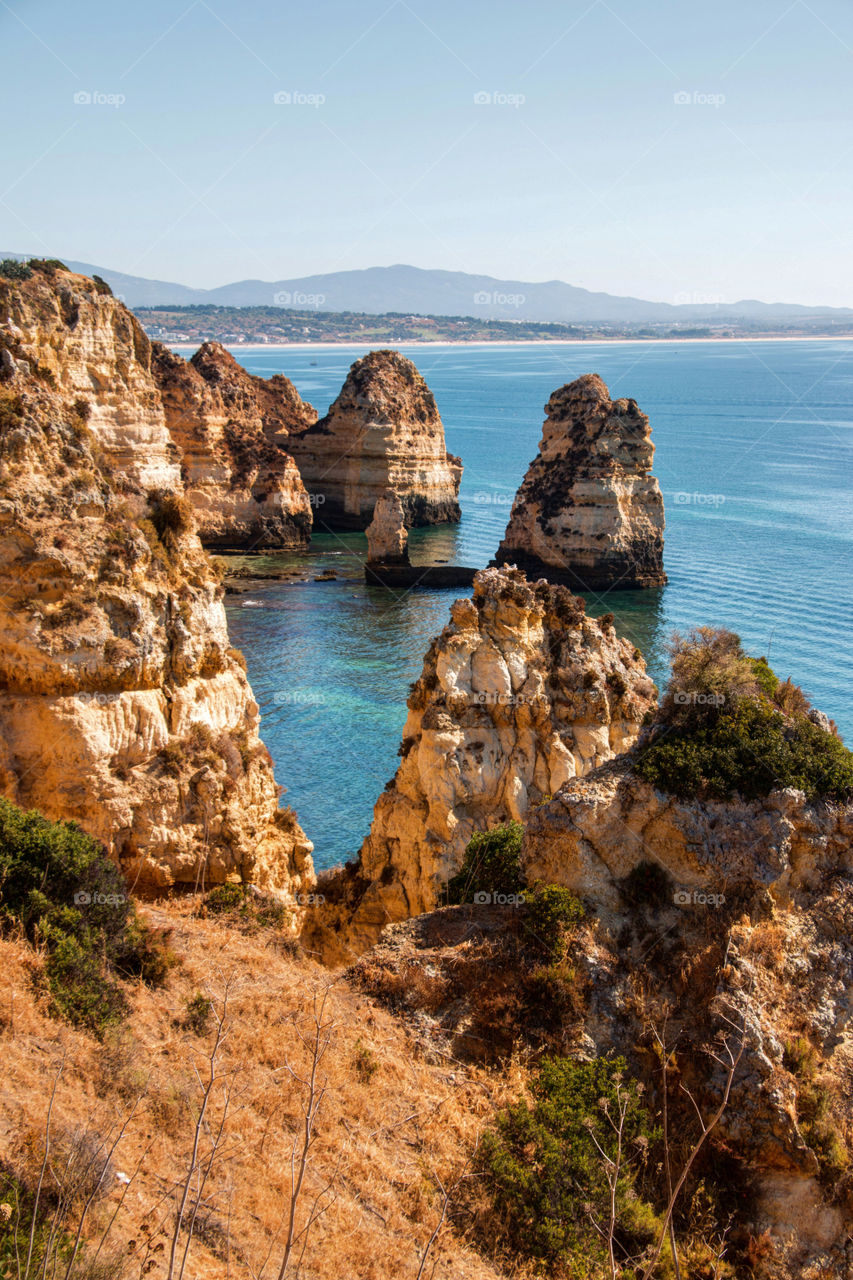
[496,373,666,590]
[351,567,656,938]
[366,492,409,565]
[152,341,316,550]
[0,265,314,895]
[287,349,462,529]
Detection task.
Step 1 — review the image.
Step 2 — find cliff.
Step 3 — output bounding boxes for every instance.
[151,340,315,550]
[287,349,462,528]
[347,567,656,945]
[0,264,313,895]
[495,373,666,590]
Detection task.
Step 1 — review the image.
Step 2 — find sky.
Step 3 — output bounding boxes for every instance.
[0,0,851,304]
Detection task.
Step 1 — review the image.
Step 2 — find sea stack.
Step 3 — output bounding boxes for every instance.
[366,491,409,565]
[349,567,657,941]
[495,374,666,591]
[287,349,462,529]
[152,341,316,550]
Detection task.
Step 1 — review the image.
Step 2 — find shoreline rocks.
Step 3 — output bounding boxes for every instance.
[495,373,666,591]
[287,349,462,529]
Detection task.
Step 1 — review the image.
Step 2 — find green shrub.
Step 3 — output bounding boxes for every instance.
[205,883,246,913]
[91,274,112,296]
[637,698,853,802]
[478,1056,660,1270]
[181,991,213,1035]
[28,257,68,276]
[0,389,25,430]
[522,884,584,960]
[0,797,171,1035]
[445,821,523,904]
[0,258,32,280]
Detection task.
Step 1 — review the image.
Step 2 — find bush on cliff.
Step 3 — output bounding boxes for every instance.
[0,798,173,1034]
[477,1055,660,1271]
[445,821,523,903]
[637,629,853,802]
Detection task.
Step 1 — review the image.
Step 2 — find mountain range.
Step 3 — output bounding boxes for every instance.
[4,254,852,323]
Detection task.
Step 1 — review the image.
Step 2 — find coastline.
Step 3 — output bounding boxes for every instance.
[167,334,853,351]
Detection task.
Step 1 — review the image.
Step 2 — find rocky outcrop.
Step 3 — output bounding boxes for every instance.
[517,761,853,1276]
[366,492,409,565]
[350,567,656,940]
[0,265,314,896]
[495,373,666,590]
[287,349,462,529]
[523,757,853,911]
[151,341,315,550]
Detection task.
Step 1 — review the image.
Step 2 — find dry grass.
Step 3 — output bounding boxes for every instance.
[0,899,526,1280]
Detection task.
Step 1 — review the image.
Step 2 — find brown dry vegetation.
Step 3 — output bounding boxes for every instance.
[0,900,528,1280]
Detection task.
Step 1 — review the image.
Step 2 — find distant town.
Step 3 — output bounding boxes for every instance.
[135,304,853,346]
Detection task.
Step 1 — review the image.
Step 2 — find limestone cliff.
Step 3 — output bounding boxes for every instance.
[496,373,666,590]
[351,567,656,938]
[516,763,853,1275]
[287,349,462,529]
[0,264,313,895]
[151,341,315,550]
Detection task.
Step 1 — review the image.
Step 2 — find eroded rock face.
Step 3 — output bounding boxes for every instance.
[366,492,409,565]
[287,349,462,529]
[0,267,314,896]
[152,341,315,550]
[520,762,853,1276]
[523,759,853,911]
[496,373,666,590]
[353,567,656,937]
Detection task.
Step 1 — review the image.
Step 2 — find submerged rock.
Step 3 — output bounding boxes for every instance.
[495,373,666,590]
[287,349,462,529]
[0,266,314,897]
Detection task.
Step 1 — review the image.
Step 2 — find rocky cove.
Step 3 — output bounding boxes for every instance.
[2,263,853,1279]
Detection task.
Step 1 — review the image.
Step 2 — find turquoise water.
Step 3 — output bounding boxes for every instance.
[222,341,853,870]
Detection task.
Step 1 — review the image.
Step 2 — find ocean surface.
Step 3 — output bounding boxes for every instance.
[219,340,853,870]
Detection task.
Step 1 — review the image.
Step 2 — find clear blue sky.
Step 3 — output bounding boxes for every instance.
[1,0,851,304]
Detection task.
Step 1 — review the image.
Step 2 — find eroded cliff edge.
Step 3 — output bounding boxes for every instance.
[324,567,656,953]
[0,264,313,895]
[152,340,316,550]
[496,373,666,590]
[287,349,462,529]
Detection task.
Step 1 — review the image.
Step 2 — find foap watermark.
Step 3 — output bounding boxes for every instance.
[273,690,327,707]
[295,892,326,906]
[74,890,126,907]
[673,90,726,108]
[273,90,325,108]
[273,290,326,308]
[472,490,514,506]
[473,890,525,906]
[473,91,525,108]
[73,90,126,108]
[673,491,725,507]
[673,888,726,908]
[673,291,728,307]
[473,290,525,307]
[469,690,548,709]
[673,690,726,708]
[286,491,326,510]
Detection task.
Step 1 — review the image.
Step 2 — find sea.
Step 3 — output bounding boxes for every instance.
[217,340,853,870]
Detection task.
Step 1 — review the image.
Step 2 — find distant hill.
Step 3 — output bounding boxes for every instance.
[4,254,852,323]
